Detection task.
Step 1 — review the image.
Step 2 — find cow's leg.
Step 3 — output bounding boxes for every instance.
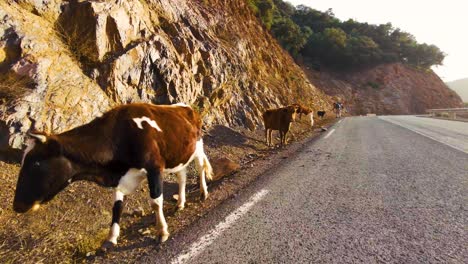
[101,190,124,251]
[287,122,294,143]
[264,128,268,146]
[279,130,284,147]
[176,169,187,210]
[266,129,271,146]
[147,167,169,242]
[195,154,209,200]
[268,129,273,147]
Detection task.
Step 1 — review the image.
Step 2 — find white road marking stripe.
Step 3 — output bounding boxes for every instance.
[337,120,342,124]
[324,129,335,139]
[171,189,270,264]
[379,117,468,154]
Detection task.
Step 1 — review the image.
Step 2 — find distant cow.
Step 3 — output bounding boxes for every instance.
[291,103,314,127]
[262,105,298,147]
[13,103,213,249]
[317,111,326,119]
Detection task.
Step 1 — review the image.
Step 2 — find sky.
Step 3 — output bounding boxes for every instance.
[287,0,467,82]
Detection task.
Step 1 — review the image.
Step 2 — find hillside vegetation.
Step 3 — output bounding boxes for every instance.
[446,78,468,102]
[248,0,462,114]
[249,0,445,70]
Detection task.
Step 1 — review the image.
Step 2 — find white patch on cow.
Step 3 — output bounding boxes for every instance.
[114,189,124,202]
[117,168,147,195]
[163,139,207,173]
[133,116,162,132]
[108,223,120,245]
[106,190,124,245]
[150,194,169,242]
[194,149,209,199]
[165,139,212,202]
[172,103,189,107]
[21,139,36,166]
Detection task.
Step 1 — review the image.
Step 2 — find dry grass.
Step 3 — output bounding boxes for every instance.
[0,72,35,104]
[54,22,98,70]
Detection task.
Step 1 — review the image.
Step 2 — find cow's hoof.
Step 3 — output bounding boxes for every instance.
[98,241,115,255]
[176,205,185,212]
[160,232,170,243]
[200,192,209,201]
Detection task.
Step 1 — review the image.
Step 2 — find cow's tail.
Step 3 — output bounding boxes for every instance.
[203,155,214,181]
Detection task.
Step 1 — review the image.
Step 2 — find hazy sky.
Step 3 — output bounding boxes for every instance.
[287,0,467,82]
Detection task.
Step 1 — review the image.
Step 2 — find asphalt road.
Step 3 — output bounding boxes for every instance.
[379,115,468,153]
[142,116,467,263]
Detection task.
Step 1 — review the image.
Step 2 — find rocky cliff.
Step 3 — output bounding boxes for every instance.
[0,0,330,152]
[304,63,463,115]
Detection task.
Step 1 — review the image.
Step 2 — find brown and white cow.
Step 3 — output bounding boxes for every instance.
[290,103,314,127]
[13,103,213,249]
[262,105,298,147]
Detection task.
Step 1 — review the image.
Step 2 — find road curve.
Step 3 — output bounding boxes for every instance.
[140,116,467,263]
[379,115,468,153]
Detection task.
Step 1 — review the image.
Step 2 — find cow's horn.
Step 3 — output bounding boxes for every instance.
[28,131,47,143]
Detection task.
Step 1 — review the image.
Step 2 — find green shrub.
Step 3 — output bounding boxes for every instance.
[366,81,380,89]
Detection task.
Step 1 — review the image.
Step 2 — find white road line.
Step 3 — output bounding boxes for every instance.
[324,129,336,139]
[379,117,467,154]
[171,189,270,264]
[337,120,342,124]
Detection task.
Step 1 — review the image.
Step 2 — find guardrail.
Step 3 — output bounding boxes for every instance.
[426,108,468,120]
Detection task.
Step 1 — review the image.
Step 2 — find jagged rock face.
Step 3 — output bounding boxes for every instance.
[0,1,113,150]
[305,63,463,115]
[0,0,329,151]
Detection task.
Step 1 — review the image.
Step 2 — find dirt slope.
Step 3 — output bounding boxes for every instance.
[304,63,463,115]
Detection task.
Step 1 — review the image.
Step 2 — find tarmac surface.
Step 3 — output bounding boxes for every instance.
[140,116,467,263]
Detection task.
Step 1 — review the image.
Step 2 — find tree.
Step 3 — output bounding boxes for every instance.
[256,0,275,30]
[271,18,312,56]
[323,27,347,48]
[248,0,445,70]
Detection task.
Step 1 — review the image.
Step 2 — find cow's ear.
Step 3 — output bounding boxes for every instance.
[27,130,47,143]
[47,137,63,154]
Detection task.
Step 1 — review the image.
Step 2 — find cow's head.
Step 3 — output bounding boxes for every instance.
[285,105,298,122]
[13,131,73,213]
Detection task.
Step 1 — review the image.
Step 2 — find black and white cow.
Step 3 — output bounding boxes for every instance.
[13,103,213,249]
